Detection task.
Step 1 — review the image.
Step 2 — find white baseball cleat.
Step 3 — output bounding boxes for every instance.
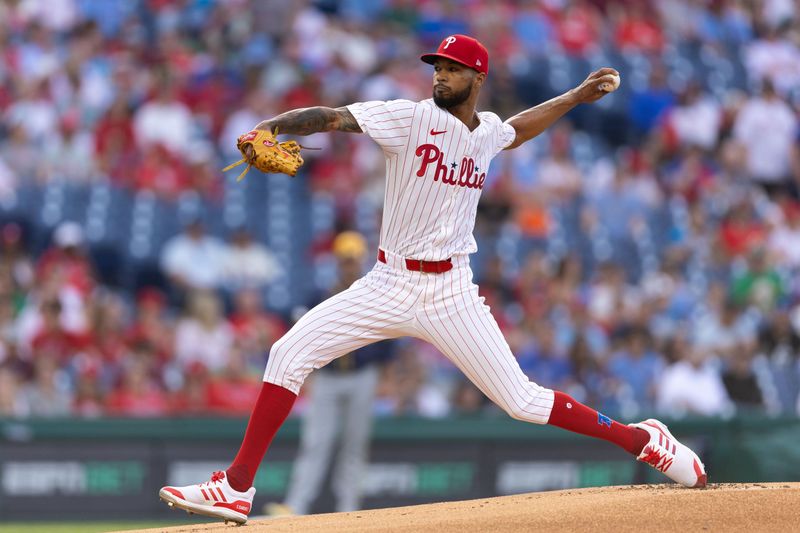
[630,418,707,488]
[159,470,255,525]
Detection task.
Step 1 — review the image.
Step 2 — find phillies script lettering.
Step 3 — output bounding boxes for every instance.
[415,144,486,189]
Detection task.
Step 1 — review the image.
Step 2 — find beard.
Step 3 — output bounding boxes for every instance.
[433,84,472,108]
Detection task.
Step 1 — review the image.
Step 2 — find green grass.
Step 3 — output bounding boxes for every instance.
[0,521,208,533]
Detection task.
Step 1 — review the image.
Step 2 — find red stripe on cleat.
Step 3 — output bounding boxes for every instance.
[164,487,185,499]
[693,459,707,487]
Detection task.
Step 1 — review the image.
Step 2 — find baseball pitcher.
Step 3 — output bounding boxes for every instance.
[160,35,706,525]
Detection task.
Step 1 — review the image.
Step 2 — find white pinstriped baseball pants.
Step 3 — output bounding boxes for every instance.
[264,254,555,424]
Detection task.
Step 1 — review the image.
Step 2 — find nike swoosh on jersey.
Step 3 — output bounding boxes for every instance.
[430,129,447,135]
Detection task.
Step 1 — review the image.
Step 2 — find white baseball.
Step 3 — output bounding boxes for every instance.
[599,73,620,93]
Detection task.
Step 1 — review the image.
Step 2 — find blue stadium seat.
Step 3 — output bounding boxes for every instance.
[88,243,124,288]
[62,184,90,225]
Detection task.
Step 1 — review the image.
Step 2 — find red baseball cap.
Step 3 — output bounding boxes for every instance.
[421,34,489,75]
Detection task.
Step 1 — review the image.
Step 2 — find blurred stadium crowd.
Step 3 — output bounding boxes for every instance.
[1,0,800,421]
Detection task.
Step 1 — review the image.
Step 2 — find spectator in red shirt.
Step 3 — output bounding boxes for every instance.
[719,199,768,259]
[87,291,129,364]
[36,221,95,298]
[133,144,190,201]
[308,136,361,211]
[513,251,554,321]
[556,0,602,56]
[94,93,137,186]
[665,146,718,204]
[170,361,212,417]
[206,345,261,416]
[30,299,87,364]
[105,355,170,417]
[185,146,223,201]
[125,287,174,364]
[228,289,287,363]
[72,364,104,418]
[613,3,665,54]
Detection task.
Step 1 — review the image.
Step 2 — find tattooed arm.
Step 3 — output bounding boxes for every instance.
[255,106,362,135]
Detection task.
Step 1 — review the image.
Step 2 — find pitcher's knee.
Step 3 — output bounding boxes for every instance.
[503,402,543,424]
[500,386,554,425]
[264,337,307,394]
[267,337,289,367]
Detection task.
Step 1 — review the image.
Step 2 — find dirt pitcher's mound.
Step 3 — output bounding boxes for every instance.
[125,483,800,533]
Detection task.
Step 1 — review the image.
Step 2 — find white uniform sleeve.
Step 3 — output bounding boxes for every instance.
[496,118,517,154]
[346,100,416,155]
[479,111,517,156]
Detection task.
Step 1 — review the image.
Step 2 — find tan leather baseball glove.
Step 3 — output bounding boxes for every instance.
[223,128,305,181]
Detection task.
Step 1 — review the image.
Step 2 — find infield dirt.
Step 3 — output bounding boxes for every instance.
[121,482,799,533]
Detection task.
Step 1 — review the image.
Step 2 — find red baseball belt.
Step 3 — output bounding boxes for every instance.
[377,248,453,274]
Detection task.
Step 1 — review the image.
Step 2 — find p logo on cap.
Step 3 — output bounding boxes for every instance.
[420,34,489,76]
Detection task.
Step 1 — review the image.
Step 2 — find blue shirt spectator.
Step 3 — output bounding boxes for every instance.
[608,330,665,412]
[628,65,676,135]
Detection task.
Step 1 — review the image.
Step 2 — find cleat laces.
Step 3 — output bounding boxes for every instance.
[640,445,674,473]
[202,471,225,486]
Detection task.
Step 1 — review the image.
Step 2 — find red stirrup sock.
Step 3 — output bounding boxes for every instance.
[546,391,649,456]
[226,382,297,492]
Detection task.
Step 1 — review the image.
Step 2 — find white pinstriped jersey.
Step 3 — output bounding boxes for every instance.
[347,99,517,261]
[264,99,555,425]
